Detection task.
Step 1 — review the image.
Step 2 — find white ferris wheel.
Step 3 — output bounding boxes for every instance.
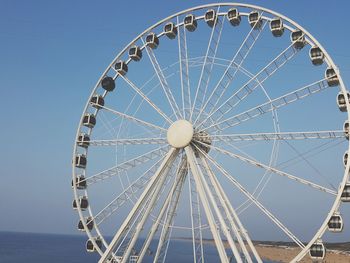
[72,3,350,262]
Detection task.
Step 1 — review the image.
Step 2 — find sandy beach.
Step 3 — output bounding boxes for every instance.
[255,243,350,262]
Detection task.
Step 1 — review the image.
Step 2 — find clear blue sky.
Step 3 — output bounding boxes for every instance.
[1,0,350,242]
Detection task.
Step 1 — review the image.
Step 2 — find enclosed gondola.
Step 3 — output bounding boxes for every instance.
[291,30,305,49]
[337,92,350,112]
[129,46,142,61]
[341,183,350,202]
[73,196,88,211]
[205,9,217,27]
[82,113,96,128]
[101,76,115,92]
[77,133,90,148]
[270,17,284,37]
[146,33,159,49]
[309,46,324,66]
[86,237,102,252]
[184,14,197,32]
[227,8,241,26]
[72,175,87,190]
[327,213,343,232]
[164,22,177,39]
[75,154,87,169]
[325,67,339,87]
[78,217,94,231]
[309,239,325,260]
[343,151,348,167]
[90,94,104,109]
[344,120,349,140]
[248,11,262,29]
[115,61,128,76]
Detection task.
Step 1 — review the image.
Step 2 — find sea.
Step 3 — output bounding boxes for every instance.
[0,232,276,263]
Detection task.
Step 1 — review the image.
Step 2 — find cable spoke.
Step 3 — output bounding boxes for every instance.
[142,38,183,119]
[207,130,345,142]
[120,75,173,124]
[191,7,224,121]
[194,12,267,125]
[194,144,305,248]
[98,148,179,263]
[88,137,167,146]
[198,36,303,128]
[84,146,169,185]
[100,104,167,133]
[202,142,337,195]
[204,78,331,132]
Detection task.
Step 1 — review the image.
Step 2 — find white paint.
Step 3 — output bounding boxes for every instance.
[167,120,194,148]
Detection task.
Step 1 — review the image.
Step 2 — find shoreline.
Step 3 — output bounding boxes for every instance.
[174,237,350,262]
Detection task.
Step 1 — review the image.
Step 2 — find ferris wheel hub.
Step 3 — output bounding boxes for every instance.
[167,120,194,148]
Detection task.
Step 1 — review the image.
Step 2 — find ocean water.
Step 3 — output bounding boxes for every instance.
[0,232,275,263]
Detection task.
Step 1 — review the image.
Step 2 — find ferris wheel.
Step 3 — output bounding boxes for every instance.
[72,3,350,262]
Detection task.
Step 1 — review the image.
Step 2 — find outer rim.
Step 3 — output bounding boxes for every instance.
[71,3,350,261]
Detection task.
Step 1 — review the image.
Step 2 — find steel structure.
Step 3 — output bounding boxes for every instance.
[72,3,350,262]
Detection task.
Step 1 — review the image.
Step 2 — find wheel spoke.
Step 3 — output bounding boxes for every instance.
[202,142,337,195]
[203,78,331,132]
[93,158,163,226]
[199,154,262,263]
[197,36,303,128]
[190,7,224,121]
[98,148,179,263]
[142,39,183,119]
[177,16,191,119]
[88,137,167,146]
[194,144,305,248]
[194,12,267,125]
[185,146,230,263]
[154,159,188,262]
[84,146,169,185]
[119,75,173,124]
[100,104,167,133]
[207,130,345,142]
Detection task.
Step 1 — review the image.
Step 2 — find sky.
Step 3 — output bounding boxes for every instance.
[1,0,350,247]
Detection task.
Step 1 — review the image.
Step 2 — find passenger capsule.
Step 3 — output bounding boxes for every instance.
[146,33,159,49]
[341,183,350,202]
[72,196,89,211]
[78,217,94,231]
[309,46,324,66]
[344,120,349,140]
[291,30,305,49]
[164,22,177,39]
[86,237,102,252]
[227,8,241,26]
[77,133,90,148]
[129,46,142,61]
[90,94,104,109]
[309,239,325,260]
[114,61,128,76]
[337,92,350,112]
[184,14,197,32]
[205,9,217,27]
[71,175,87,190]
[75,154,87,169]
[270,17,284,37]
[82,113,96,128]
[101,76,115,92]
[325,67,339,87]
[343,151,348,167]
[328,213,343,232]
[248,11,262,29]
